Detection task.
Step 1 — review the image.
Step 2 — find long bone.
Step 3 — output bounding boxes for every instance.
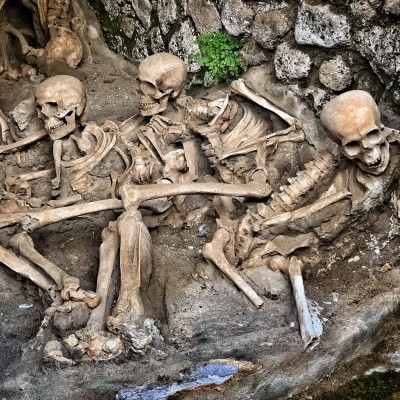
[0,129,48,154]
[9,232,99,308]
[231,79,297,126]
[270,255,320,348]
[0,243,55,294]
[0,181,271,231]
[107,208,152,331]
[85,221,120,331]
[202,227,264,308]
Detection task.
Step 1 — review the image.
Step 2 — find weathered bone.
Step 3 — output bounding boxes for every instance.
[9,232,99,308]
[107,208,152,331]
[0,108,11,143]
[0,130,47,154]
[0,243,55,293]
[259,191,352,230]
[202,228,264,308]
[270,256,321,348]
[231,79,296,126]
[120,181,272,209]
[86,221,120,331]
[0,198,123,230]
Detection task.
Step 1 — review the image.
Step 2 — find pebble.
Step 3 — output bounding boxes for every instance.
[197,224,207,237]
[19,303,33,309]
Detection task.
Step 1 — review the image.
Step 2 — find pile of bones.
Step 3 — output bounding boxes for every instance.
[0,52,399,363]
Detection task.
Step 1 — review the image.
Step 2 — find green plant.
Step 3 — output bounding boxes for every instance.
[193,31,247,83]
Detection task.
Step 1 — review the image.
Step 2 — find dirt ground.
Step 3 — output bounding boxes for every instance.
[1,42,400,400]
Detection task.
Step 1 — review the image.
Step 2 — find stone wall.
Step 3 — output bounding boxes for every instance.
[87,0,400,121]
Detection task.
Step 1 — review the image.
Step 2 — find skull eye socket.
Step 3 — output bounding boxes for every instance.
[364,129,381,145]
[139,81,159,96]
[344,141,361,157]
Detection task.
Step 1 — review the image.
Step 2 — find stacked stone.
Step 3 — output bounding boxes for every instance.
[89,0,400,109]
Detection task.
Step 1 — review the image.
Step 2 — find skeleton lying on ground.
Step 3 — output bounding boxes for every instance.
[0,53,311,360]
[0,0,82,79]
[201,89,400,348]
[2,50,398,359]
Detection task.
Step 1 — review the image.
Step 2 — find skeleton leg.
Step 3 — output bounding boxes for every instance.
[72,221,124,360]
[0,243,55,294]
[86,220,120,331]
[270,256,321,349]
[203,228,264,308]
[107,208,152,331]
[9,232,99,308]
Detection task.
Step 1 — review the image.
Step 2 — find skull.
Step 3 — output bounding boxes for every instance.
[320,90,389,175]
[35,75,86,140]
[138,53,187,116]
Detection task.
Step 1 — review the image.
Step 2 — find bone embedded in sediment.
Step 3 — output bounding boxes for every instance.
[0,130,47,154]
[86,220,119,332]
[202,228,264,308]
[231,79,296,126]
[0,243,55,293]
[107,208,152,332]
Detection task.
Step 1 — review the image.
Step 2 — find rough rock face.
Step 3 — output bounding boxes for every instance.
[355,25,400,84]
[294,1,352,48]
[252,9,295,50]
[319,56,353,91]
[87,0,400,121]
[187,0,221,34]
[274,42,312,81]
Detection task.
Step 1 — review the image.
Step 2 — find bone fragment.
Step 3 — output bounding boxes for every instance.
[203,228,264,308]
[0,108,10,143]
[86,221,119,331]
[51,139,63,190]
[231,79,296,126]
[18,168,55,181]
[0,130,47,154]
[47,194,83,208]
[0,243,55,292]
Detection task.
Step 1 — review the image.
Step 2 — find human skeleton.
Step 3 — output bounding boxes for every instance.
[0,52,399,360]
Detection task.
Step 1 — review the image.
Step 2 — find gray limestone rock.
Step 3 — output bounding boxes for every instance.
[252,9,295,50]
[240,39,268,66]
[157,0,178,35]
[319,56,353,91]
[150,27,166,54]
[220,0,255,36]
[384,0,400,14]
[349,0,377,22]
[355,25,400,83]
[169,20,200,73]
[187,0,221,34]
[274,42,312,81]
[295,1,352,48]
[130,0,153,30]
